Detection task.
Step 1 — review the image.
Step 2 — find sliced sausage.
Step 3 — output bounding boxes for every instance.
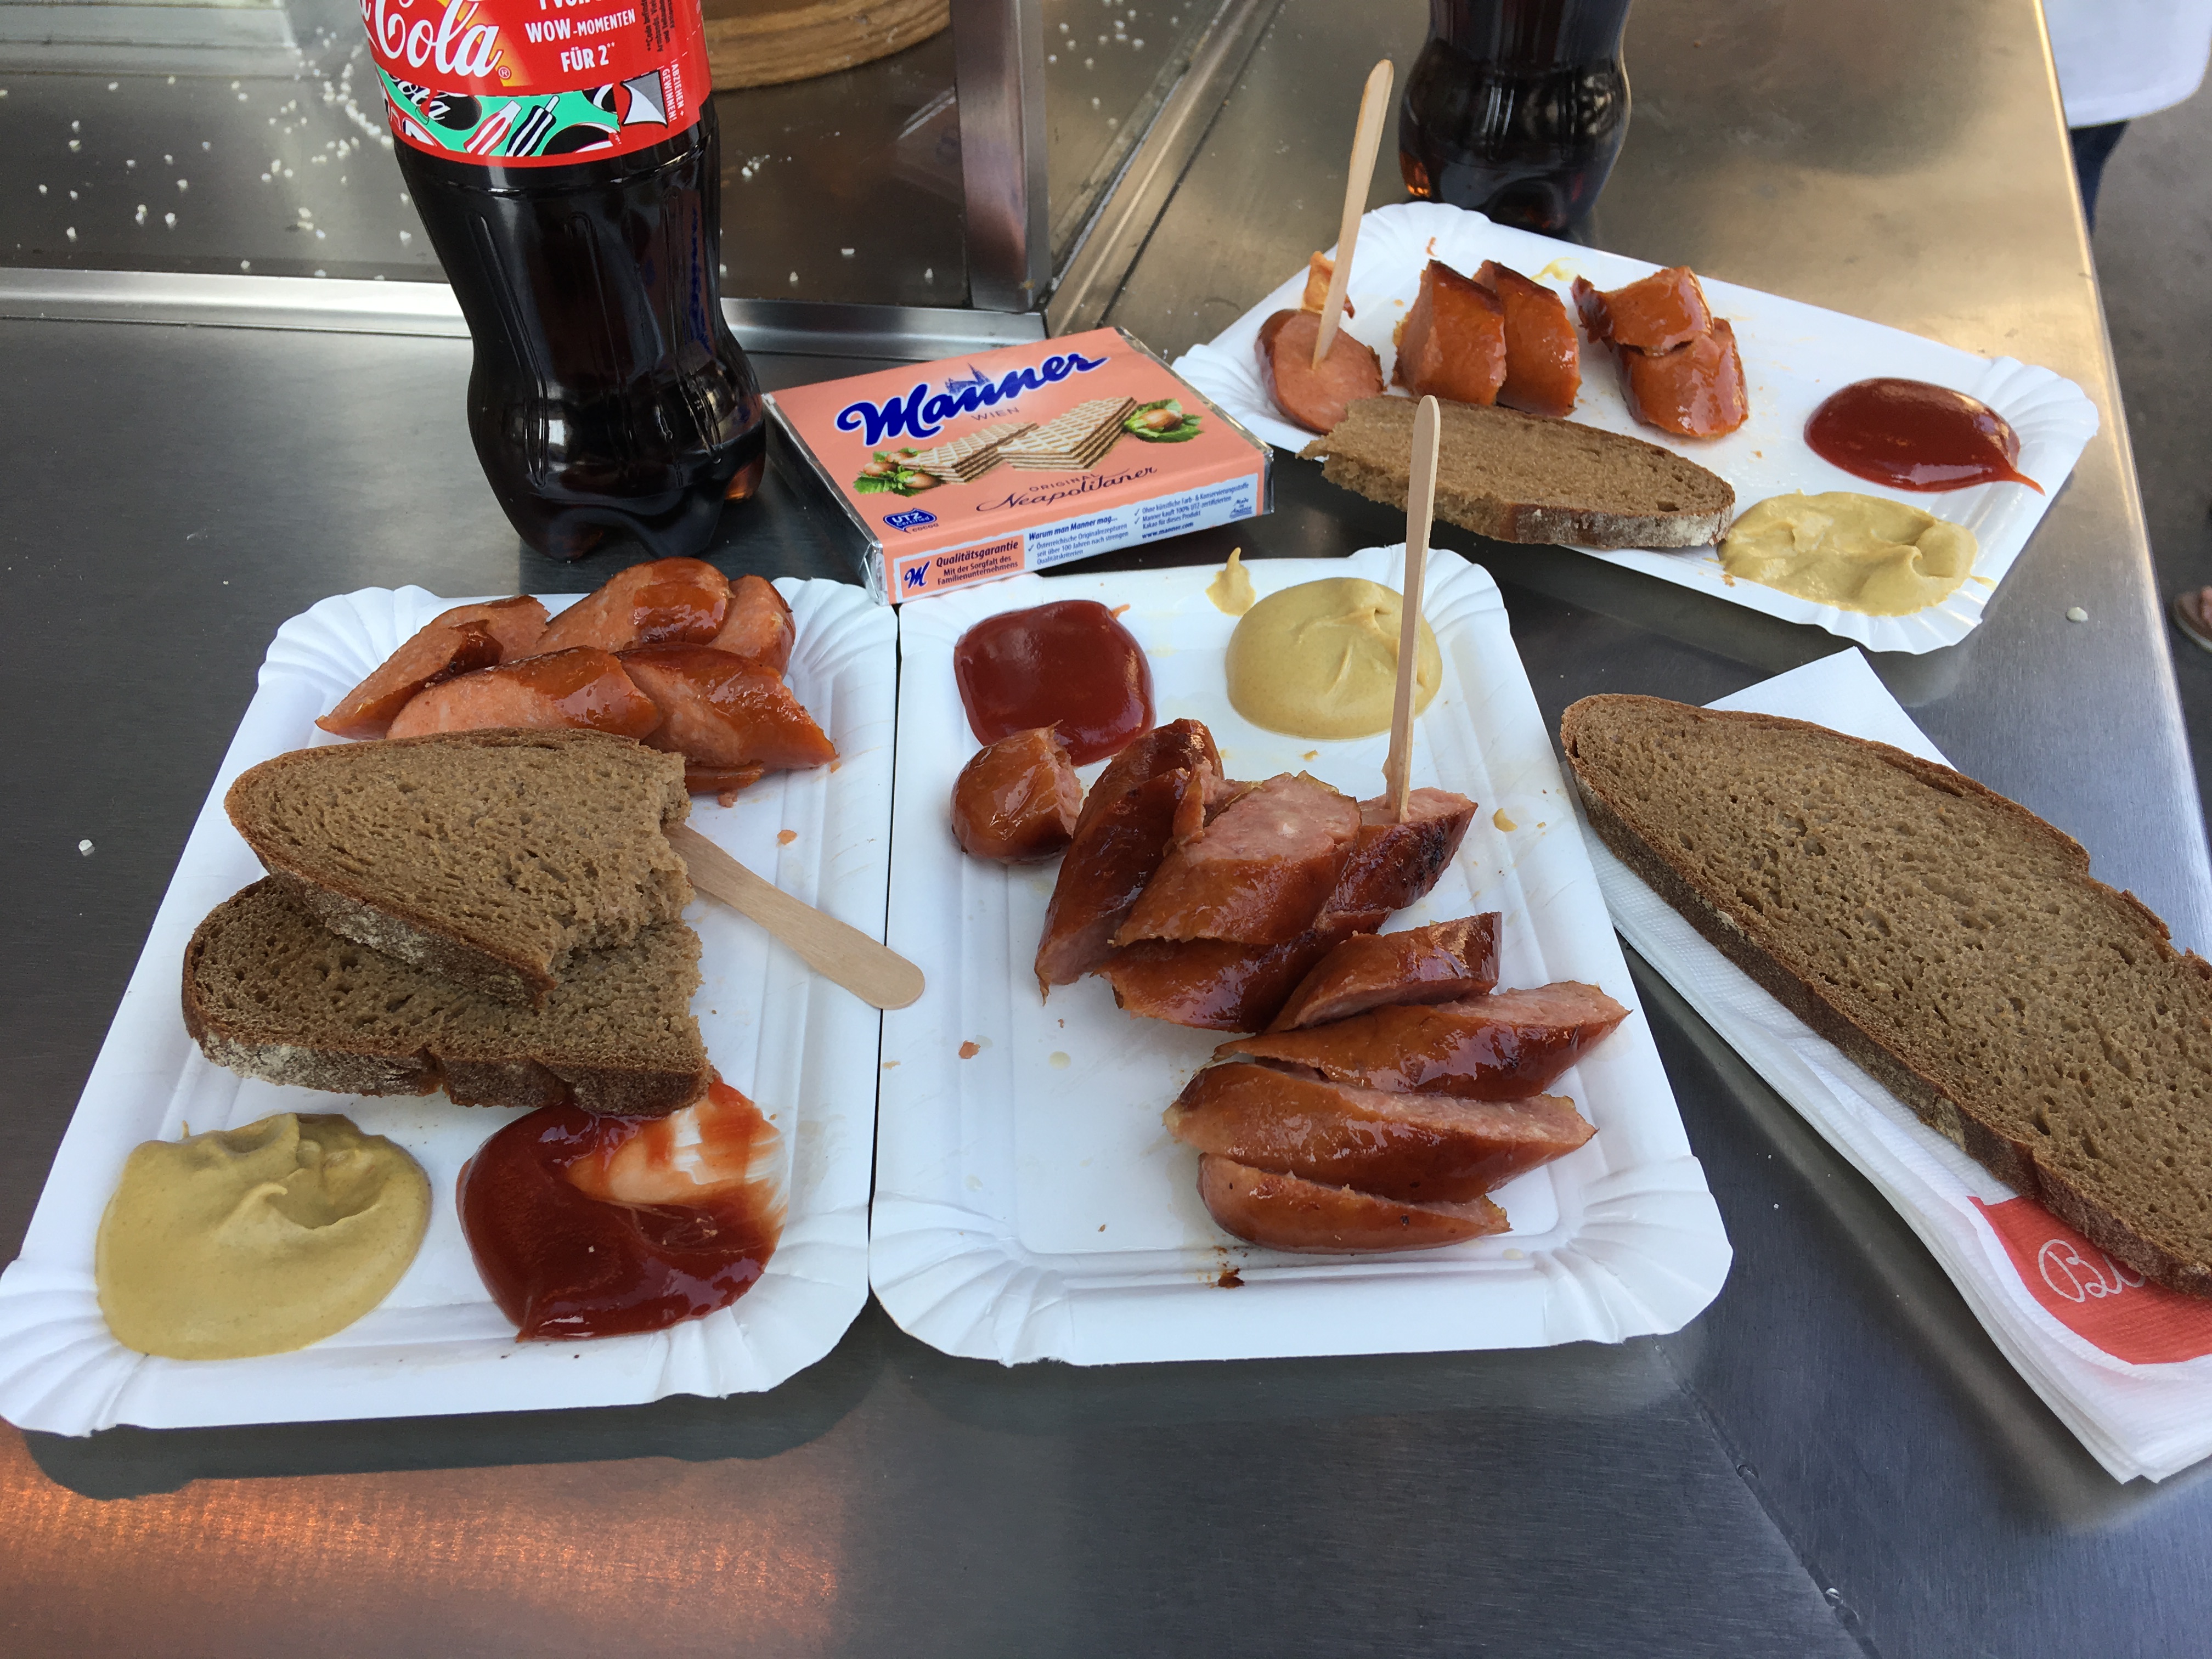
[1217,981,1629,1100]
[618,644,836,782]
[1393,259,1507,407]
[1268,913,1500,1030]
[1168,1064,1595,1201]
[385,647,662,741]
[708,574,795,675]
[1035,719,1221,990]
[951,727,1084,862]
[1474,261,1581,419]
[1114,772,1362,947]
[1618,318,1750,437]
[1576,266,1712,352]
[1197,1154,1508,1254]
[537,557,730,654]
[1257,308,1386,436]
[1318,788,1477,928]
[1096,929,1350,1032]
[315,596,552,739]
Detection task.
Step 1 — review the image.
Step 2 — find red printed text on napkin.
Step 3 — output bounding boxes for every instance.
[1971,1198,2212,1364]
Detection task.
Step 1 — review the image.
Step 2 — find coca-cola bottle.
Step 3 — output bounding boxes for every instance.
[1398,0,1633,236]
[363,0,764,560]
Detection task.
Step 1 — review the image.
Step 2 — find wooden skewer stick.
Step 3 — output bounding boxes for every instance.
[1384,395,1442,823]
[1311,57,1396,370]
[668,822,926,1012]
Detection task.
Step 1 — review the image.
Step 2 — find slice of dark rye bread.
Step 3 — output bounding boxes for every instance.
[226,729,692,1006]
[185,879,710,1115]
[1301,395,1734,549]
[1561,695,2212,1296]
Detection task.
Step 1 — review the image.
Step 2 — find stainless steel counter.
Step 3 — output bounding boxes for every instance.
[5,2,2211,1655]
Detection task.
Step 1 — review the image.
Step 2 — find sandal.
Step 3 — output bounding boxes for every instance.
[2172,590,2212,654]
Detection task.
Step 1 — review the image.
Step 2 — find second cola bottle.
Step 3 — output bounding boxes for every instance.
[364,0,764,560]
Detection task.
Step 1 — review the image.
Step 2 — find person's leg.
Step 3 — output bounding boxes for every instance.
[2069,120,2130,230]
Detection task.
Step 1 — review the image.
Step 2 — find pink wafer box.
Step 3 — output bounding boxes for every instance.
[766,326,1273,602]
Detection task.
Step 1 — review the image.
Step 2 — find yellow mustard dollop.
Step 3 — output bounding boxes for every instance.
[95,1113,430,1361]
[1225,577,1441,740]
[1720,492,1978,616]
[1206,548,1256,616]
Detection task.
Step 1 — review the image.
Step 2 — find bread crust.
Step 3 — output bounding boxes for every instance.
[227,727,691,1007]
[1319,450,1730,550]
[1561,695,2212,1297]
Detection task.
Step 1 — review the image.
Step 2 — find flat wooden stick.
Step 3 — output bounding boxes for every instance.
[1311,57,1396,370]
[1384,395,1442,822]
[668,822,925,1012]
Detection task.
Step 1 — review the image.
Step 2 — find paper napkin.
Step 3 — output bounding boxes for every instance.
[1581,648,2212,1482]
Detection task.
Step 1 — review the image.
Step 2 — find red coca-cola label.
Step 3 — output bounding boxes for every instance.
[363,0,709,166]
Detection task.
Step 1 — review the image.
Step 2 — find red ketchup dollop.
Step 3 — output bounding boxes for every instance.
[459,1078,783,1340]
[1804,378,2043,494]
[953,599,1154,765]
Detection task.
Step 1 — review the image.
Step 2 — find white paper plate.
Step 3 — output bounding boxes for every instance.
[1171,201,2101,654]
[870,550,1732,1365]
[0,581,892,1435]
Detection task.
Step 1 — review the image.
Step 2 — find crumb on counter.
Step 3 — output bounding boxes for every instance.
[2067,606,2089,623]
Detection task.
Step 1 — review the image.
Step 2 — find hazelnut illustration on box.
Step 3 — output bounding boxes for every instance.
[769,326,1273,602]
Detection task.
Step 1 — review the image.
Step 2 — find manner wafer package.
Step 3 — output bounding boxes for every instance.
[767,327,1272,602]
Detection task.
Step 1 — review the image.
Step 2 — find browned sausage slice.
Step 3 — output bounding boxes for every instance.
[708,574,795,675]
[1035,719,1221,991]
[537,557,731,654]
[1393,259,1507,407]
[1168,1063,1595,1201]
[1114,772,1361,947]
[1095,929,1351,1032]
[1618,318,1750,438]
[951,727,1084,862]
[1268,913,1502,1030]
[1581,265,1713,353]
[1217,981,1629,1099]
[386,647,663,741]
[315,596,552,739]
[1197,1154,1508,1254]
[1321,789,1478,928]
[618,644,836,781]
[449,594,551,659]
[1257,308,1386,435]
[1474,260,1581,419]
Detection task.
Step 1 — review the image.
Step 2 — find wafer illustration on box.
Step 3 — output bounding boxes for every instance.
[1000,398,1138,471]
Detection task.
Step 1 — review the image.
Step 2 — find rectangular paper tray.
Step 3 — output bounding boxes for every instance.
[0,580,892,1435]
[870,550,1733,1364]
[1171,201,2101,654]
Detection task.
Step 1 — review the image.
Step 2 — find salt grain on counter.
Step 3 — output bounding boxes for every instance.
[2067,606,2089,623]
[78,839,93,856]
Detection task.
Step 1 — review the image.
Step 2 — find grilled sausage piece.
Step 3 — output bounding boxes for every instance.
[386,647,663,741]
[1197,1154,1508,1254]
[1394,259,1507,407]
[951,727,1084,862]
[1114,772,1362,947]
[1474,261,1581,419]
[1168,1063,1594,1202]
[1097,930,1352,1032]
[618,644,836,783]
[1035,719,1221,990]
[538,557,731,654]
[317,596,551,738]
[1324,789,1478,926]
[1268,913,1501,1031]
[1257,308,1386,435]
[709,574,795,675]
[1618,318,1750,438]
[1576,266,1712,353]
[1216,981,1630,1100]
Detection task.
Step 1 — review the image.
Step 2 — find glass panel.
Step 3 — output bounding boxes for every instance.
[0,0,964,302]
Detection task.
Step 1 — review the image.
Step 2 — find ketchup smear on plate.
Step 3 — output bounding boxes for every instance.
[953,600,1154,764]
[1804,378,2043,494]
[459,1078,783,1340]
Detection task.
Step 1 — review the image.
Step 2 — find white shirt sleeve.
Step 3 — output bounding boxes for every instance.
[2043,0,2212,126]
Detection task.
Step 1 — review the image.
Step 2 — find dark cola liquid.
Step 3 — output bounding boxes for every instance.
[398,103,765,562]
[1398,0,1633,235]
